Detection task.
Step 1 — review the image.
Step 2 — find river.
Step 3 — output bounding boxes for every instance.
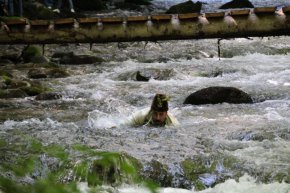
[0,0,290,192]
[1,37,289,192]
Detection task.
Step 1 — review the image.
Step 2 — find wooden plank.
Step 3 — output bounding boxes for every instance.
[283,6,290,13]
[127,16,147,22]
[179,13,199,19]
[230,9,250,16]
[152,15,171,21]
[3,19,26,25]
[79,18,99,24]
[30,20,49,26]
[254,7,276,14]
[102,17,123,23]
[205,12,225,18]
[54,18,74,25]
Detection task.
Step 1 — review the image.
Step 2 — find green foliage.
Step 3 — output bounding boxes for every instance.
[1,75,12,85]
[0,137,158,193]
[143,180,159,193]
[22,46,42,63]
[43,144,69,161]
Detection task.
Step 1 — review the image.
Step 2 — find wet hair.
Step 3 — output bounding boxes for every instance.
[151,94,169,112]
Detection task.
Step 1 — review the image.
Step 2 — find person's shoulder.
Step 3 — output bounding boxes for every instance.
[126,107,151,126]
[167,112,180,126]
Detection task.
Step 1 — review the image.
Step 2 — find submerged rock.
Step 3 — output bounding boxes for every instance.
[55,52,104,64]
[35,92,62,100]
[0,89,28,98]
[219,0,254,9]
[184,86,253,105]
[28,68,48,79]
[166,1,203,14]
[87,152,142,186]
[118,68,176,81]
[142,160,173,187]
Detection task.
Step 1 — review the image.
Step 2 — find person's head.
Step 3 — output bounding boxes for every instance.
[150,94,169,126]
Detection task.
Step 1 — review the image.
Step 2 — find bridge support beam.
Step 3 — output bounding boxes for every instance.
[0,6,289,44]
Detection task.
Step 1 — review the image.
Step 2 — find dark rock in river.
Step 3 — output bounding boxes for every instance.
[0,53,19,64]
[219,0,254,9]
[0,89,28,98]
[136,71,150,81]
[35,92,62,100]
[130,68,176,81]
[57,52,104,64]
[48,68,70,78]
[184,86,253,105]
[166,1,203,14]
[28,68,48,79]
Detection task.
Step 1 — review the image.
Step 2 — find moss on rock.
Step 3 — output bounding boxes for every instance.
[22,46,42,63]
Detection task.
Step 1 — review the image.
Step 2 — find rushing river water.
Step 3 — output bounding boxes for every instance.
[1,36,290,192]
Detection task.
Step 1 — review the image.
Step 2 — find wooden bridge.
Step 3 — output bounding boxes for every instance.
[0,6,289,44]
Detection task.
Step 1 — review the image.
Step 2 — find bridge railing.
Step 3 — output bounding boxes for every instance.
[0,6,289,44]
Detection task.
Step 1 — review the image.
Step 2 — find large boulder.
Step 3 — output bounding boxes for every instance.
[219,0,254,9]
[28,68,48,79]
[166,1,203,14]
[184,86,253,105]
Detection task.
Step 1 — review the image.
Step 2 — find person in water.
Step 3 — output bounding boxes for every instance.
[127,94,179,127]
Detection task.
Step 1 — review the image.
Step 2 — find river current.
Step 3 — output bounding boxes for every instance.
[1,36,290,192]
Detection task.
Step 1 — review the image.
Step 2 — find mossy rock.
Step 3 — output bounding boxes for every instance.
[1,75,12,85]
[28,68,48,79]
[142,160,173,187]
[20,86,48,96]
[22,46,42,63]
[23,1,54,20]
[48,68,70,78]
[87,152,142,186]
[0,89,28,98]
[181,155,242,190]
[0,70,13,78]
[9,80,31,89]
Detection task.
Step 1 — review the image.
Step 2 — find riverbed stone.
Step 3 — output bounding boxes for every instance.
[47,68,70,78]
[181,155,242,190]
[59,53,104,64]
[35,92,62,100]
[166,1,202,14]
[219,0,254,9]
[28,68,48,79]
[0,89,28,98]
[142,160,173,187]
[184,86,253,105]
